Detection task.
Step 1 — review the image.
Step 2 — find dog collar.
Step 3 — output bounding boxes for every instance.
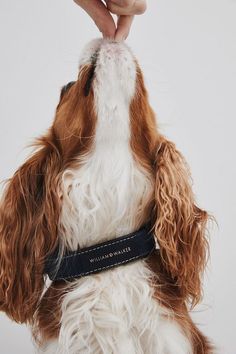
[45,225,156,281]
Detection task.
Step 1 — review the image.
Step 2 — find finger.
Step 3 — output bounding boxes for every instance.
[73,0,116,38]
[110,0,135,6]
[106,0,147,16]
[115,15,134,42]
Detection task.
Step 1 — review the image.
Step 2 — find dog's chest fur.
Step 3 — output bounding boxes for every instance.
[46,145,192,353]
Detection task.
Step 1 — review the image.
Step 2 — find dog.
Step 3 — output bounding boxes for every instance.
[0,38,213,353]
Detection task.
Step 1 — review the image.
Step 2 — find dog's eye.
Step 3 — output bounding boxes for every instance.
[84,65,96,97]
[60,81,76,99]
[84,50,99,97]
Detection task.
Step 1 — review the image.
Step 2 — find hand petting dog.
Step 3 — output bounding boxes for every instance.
[73,0,147,41]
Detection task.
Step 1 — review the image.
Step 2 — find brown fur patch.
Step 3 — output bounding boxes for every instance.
[130,63,212,352]
[0,63,97,324]
[33,281,69,344]
[147,251,213,353]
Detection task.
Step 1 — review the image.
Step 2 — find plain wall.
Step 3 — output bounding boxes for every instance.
[0,0,235,353]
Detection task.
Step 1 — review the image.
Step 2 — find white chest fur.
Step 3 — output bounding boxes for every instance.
[54,142,191,354]
[58,140,154,251]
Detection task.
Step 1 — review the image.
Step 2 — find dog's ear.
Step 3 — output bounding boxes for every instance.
[0,134,62,323]
[153,136,209,306]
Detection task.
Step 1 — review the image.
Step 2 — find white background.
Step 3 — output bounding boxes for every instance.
[0,1,235,353]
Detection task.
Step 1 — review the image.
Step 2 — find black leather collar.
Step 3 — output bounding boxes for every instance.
[45,225,156,281]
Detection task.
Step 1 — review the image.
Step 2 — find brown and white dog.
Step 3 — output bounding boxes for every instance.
[0,39,212,353]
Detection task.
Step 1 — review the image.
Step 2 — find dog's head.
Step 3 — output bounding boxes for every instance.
[54,38,157,167]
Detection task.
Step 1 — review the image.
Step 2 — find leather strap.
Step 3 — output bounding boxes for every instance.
[45,225,156,281]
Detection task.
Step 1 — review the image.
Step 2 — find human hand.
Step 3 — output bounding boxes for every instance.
[73,0,147,41]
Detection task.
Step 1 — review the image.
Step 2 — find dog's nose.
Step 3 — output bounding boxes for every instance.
[100,40,124,55]
[94,40,136,101]
[79,39,137,101]
[79,38,134,70]
[98,40,131,63]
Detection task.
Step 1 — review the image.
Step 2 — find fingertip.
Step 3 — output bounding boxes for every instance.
[114,36,124,43]
[75,0,117,40]
[94,19,116,40]
[103,33,116,40]
[114,31,128,42]
[102,27,116,40]
[115,15,133,42]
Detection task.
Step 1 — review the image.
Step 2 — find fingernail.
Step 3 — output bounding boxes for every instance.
[115,34,126,42]
[103,32,116,40]
[115,31,124,41]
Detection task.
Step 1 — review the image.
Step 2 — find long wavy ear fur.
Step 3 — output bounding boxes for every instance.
[153,135,209,306]
[0,133,61,323]
[0,63,97,324]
